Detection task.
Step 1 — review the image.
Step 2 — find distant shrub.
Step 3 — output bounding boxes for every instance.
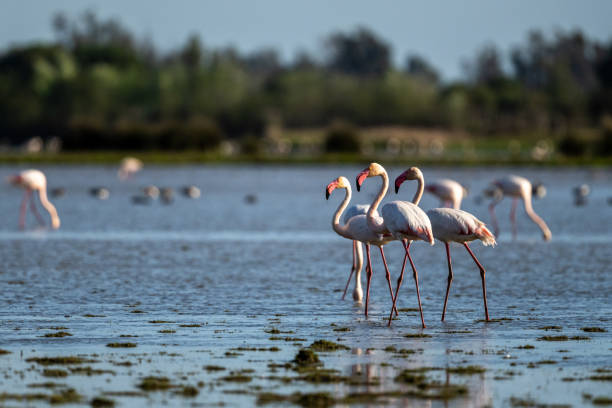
[325,121,360,153]
[596,121,612,156]
[159,117,223,151]
[240,134,263,155]
[557,133,588,157]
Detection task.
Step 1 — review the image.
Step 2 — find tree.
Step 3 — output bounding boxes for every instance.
[325,27,391,77]
[404,54,439,84]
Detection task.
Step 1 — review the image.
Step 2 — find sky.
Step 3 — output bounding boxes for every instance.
[1,0,611,80]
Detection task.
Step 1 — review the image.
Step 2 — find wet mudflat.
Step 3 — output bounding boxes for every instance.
[0,165,611,407]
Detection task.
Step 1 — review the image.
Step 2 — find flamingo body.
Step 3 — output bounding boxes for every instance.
[381,201,434,243]
[427,208,496,246]
[8,169,60,229]
[425,179,466,209]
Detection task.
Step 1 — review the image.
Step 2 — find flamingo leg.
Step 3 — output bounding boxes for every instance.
[388,239,408,326]
[510,198,518,240]
[29,191,46,226]
[488,197,502,238]
[364,244,373,317]
[378,246,399,318]
[441,242,454,321]
[389,241,425,328]
[19,190,31,229]
[463,243,490,321]
[342,241,357,300]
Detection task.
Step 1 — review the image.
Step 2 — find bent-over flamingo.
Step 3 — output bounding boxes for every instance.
[489,175,551,241]
[8,169,60,229]
[425,179,467,209]
[356,164,434,327]
[326,177,397,316]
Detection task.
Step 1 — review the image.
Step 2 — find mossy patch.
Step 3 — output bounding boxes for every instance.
[91,396,116,407]
[0,349,11,355]
[175,386,199,397]
[404,333,432,338]
[70,366,116,376]
[148,320,175,324]
[582,327,607,333]
[43,369,68,378]
[446,365,486,375]
[179,324,202,328]
[26,356,95,365]
[293,349,321,367]
[44,331,72,338]
[158,330,176,334]
[309,340,349,351]
[138,376,174,391]
[516,344,535,349]
[220,373,253,383]
[538,325,562,330]
[49,388,82,404]
[83,314,106,318]
[204,365,226,372]
[592,396,612,405]
[537,335,589,341]
[332,327,351,332]
[106,343,137,348]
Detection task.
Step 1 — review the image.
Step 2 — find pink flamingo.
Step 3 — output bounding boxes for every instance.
[7,169,61,229]
[326,177,398,317]
[489,175,551,241]
[425,179,467,209]
[356,164,434,328]
[118,157,143,180]
[396,168,496,322]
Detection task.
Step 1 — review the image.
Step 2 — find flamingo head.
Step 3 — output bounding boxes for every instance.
[326,176,350,200]
[355,162,385,192]
[6,174,23,186]
[394,167,422,193]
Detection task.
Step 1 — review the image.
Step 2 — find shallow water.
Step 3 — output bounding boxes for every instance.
[0,165,611,407]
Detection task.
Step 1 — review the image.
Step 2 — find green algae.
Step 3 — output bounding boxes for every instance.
[0,349,11,355]
[309,340,349,351]
[537,335,590,341]
[83,314,106,318]
[293,348,321,367]
[158,329,176,333]
[204,365,226,371]
[179,324,202,327]
[106,342,137,348]
[49,388,82,404]
[44,331,73,338]
[538,326,563,330]
[43,369,68,378]
[220,373,253,383]
[148,320,175,324]
[593,396,612,405]
[27,356,96,365]
[175,386,199,397]
[446,365,486,375]
[582,327,607,332]
[28,382,66,388]
[70,366,116,376]
[91,396,116,407]
[332,327,351,332]
[398,308,420,312]
[138,376,174,391]
[516,344,535,349]
[404,333,432,338]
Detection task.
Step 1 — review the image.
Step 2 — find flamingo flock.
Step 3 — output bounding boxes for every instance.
[327,163,554,328]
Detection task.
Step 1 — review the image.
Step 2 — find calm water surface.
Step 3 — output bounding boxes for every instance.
[0,165,610,407]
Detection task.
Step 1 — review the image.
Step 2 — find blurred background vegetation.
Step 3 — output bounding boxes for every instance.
[1,11,611,163]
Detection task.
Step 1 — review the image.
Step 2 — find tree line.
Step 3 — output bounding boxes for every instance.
[0,11,611,155]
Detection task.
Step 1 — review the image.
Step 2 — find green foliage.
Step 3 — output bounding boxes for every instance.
[557,132,589,156]
[325,122,360,153]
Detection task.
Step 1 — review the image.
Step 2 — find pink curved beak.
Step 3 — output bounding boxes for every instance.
[355,168,369,192]
[394,172,407,194]
[326,180,339,200]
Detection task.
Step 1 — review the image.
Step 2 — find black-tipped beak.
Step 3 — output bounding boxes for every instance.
[356,169,369,192]
[394,174,406,194]
[325,189,330,200]
[326,180,338,200]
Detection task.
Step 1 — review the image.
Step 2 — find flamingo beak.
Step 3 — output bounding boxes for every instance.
[355,169,369,192]
[6,174,21,185]
[394,173,407,194]
[326,180,339,200]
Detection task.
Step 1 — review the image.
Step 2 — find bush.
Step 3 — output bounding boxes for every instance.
[325,121,360,153]
[557,133,589,157]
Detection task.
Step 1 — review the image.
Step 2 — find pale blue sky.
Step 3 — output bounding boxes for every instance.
[2,0,611,80]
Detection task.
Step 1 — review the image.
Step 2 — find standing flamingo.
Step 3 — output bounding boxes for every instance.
[425,179,467,209]
[118,157,143,180]
[341,204,369,302]
[326,177,398,317]
[489,175,551,241]
[397,169,496,321]
[356,164,434,327]
[7,169,60,229]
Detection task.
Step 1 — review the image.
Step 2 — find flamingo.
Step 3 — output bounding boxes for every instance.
[341,204,369,302]
[425,179,467,209]
[397,169,496,321]
[7,169,60,229]
[356,164,434,327]
[118,157,143,180]
[326,177,398,317]
[489,175,551,241]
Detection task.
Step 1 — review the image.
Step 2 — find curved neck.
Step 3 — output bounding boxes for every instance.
[367,170,389,234]
[38,187,60,229]
[412,173,425,205]
[523,195,551,239]
[332,187,352,239]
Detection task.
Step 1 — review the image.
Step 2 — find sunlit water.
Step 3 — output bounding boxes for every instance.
[0,165,610,407]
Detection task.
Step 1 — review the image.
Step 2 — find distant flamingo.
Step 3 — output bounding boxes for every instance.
[118,157,143,180]
[7,169,60,229]
[326,177,397,316]
[425,179,467,209]
[356,164,434,327]
[341,204,369,302]
[489,175,551,241]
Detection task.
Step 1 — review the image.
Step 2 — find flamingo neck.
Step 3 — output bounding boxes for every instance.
[332,187,352,239]
[366,170,389,234]
[38,187,60,229]
[522,194,551,240]
[412,172,425,205]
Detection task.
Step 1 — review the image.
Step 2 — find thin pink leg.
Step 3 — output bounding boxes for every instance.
[342,241,357,300]
[30,192,46,226]
[388,239,408,326]
[489,198,502,238]
[378,246,399,317]
[441,242,453,321]
[19,190,30,229]
[463,243,490,321]
[364,244,373,317]
[389,241,426,328]
[510,198,518,240]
